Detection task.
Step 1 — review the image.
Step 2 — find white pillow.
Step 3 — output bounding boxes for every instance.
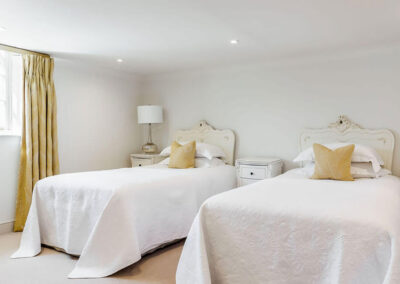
[194,157,226,168]
[160,142,226,160]
[294,143,384,172]
[302,162,391,179]
[159,157,225,168]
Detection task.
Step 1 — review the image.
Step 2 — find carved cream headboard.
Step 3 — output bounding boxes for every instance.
[300,116,395,170]
[173,120,236,165]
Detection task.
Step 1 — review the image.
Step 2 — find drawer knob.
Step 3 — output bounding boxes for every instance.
[250,172,254,175]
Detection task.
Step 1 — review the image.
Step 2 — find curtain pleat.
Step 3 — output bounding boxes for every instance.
[14,55,59,232]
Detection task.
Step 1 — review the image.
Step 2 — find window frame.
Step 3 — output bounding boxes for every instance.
[0,50,21,136]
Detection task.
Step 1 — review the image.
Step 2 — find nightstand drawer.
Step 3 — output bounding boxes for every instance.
[131,158,153,167]
[239,166,266,180]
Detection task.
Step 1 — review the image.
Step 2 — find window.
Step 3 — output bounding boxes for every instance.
[0,50,22,135]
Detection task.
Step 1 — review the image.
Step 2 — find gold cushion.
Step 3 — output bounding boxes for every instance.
[168,141,196,169]
[311,143,355,181]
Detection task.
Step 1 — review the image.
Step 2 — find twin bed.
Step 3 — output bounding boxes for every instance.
[12,121,237,278]
[13,117,400,283]
[177,117,400,284]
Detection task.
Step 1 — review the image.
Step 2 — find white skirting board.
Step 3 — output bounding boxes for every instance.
[0,222,14,234]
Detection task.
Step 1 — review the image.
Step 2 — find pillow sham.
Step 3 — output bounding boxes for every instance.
[294,143,383,172]
[160,142,226,160]
[160,157,226,168]
[311,143,355,181]
[303,162,391,179]
[168,141,196,169]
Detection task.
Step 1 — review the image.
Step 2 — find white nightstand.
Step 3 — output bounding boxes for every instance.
[130,153,165,167]
[235,157,282,186]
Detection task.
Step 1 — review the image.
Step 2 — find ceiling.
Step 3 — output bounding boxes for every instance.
[1,0,399,74]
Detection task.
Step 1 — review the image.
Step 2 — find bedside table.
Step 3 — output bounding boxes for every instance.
[235,157,282,186]
[130,153,165,167]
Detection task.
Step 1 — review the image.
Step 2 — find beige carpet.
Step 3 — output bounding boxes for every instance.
[0,232,184,284]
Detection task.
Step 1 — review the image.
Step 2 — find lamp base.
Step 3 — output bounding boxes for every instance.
[142,143,158,154]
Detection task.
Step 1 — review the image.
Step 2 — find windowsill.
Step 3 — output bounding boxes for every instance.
[0,131,21,137]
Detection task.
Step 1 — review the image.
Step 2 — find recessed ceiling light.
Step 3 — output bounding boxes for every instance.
[0,26,6,32]
[116,58,123,63]
[230,39,239,45]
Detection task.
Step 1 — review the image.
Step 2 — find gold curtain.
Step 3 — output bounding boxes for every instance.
[14,54,59,232]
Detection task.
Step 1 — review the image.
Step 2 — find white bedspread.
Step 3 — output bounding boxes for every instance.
[177,169,400,284]
[12,165,236,278]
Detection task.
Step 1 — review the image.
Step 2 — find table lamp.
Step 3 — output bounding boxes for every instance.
[137,105,163,153]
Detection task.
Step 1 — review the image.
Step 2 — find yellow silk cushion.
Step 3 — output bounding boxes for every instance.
[168,141,196,169]
[311,143,355,181]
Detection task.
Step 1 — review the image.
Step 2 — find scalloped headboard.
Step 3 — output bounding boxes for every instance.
[300,115,395,171]
[173,120,236,165]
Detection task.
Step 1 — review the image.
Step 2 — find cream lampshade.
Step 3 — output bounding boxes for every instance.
[137,105,163,153]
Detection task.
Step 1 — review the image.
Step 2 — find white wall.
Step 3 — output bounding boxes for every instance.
[141,46,400,175]
[0,59,142,226]
[0,136,20,224]
[55,59,142,173]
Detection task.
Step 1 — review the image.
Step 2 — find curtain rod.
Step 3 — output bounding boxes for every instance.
[0,43,50,58]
